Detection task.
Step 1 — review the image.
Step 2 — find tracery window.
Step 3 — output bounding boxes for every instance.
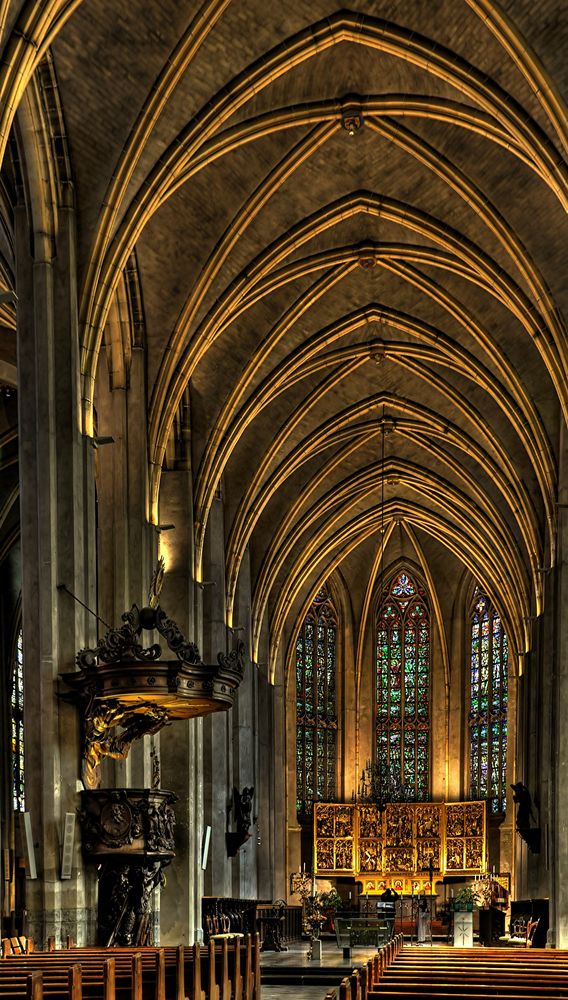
[375,571,430,800]
[469,589,508,813]
[11,627,25,811]
[296,584,337,816]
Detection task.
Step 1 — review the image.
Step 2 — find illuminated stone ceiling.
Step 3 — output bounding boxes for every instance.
[0,0,566,674]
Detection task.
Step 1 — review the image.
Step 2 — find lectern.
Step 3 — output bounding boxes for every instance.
[453,911,473,947]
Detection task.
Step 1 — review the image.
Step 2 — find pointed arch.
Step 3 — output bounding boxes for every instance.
[295,581,339,817]
[375,569,431,800]
[468,585,508,813]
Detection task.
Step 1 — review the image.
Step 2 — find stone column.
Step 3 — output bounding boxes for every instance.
[430,619,448,802]
[525,566,556,898]
[94,345,156,790]
[272,671,287,899]
[158,467,203,945]
[16,189,97,946]
[342,599,357,805]
[231,549,258,898]
[497,663,516,883]
[202,491,233,897]
[447,599,466,802]
[257,653,275,902]
[552,420,568,945]
[0,547,22,924]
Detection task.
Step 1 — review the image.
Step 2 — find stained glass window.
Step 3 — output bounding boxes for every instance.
[296,584,337,816]
[11,627,25,811]
[375,571,430,800]
[469,589,508,813]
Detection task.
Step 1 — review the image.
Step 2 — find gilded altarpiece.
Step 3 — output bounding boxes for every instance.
[314,801,486,892]
[314,804,356,873]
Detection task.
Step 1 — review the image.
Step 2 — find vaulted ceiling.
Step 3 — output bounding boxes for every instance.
[0,0,566,671]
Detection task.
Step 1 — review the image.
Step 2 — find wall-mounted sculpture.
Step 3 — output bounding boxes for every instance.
[60,602,245,788]
[511,782,540,854]
[226,786,255,856]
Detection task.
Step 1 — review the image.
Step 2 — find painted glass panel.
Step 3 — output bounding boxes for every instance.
[375,571,430,800]
[296,583,338,816]
[469,589,508,813]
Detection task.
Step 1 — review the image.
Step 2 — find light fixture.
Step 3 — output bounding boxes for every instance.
[358,255,376,269]
[371,348,386,366]
[340,93,363,135]
[357,757,413,811]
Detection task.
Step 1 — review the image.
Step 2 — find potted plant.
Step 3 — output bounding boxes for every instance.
[452,886,479,912]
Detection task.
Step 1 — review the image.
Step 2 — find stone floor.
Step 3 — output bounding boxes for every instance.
[260,943,350,1000]
[262,988,333,1000]
[260,937,479,999]
[261,940,388,967]
[260,939,456,967]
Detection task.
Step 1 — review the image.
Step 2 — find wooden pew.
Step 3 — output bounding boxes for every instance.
[0,931,262,1000]
[0,953,137,1000]
[60,932,260,1000]
[365,943,568,999]
[0,963,87,1000]
[27,971,43,1000]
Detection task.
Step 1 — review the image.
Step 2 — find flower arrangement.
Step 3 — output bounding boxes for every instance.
[452,886,480,911]
[318,888,343,912]
[302,894,326,939]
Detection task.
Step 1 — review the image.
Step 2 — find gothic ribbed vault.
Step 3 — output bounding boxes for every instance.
[0,0,566,686]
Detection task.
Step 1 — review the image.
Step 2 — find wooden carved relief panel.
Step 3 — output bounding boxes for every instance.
[313,801,486,881]
[315,804,355,874]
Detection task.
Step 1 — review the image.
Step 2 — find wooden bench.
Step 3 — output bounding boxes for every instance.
[55,934,260,1000]
[339,936,404,1000]
[0,933,262,1000]
[360,942,568,999]
[0,959,115,1000]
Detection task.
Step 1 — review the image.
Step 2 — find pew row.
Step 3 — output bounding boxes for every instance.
[343,941,568,1000]
[0,933,261,1000]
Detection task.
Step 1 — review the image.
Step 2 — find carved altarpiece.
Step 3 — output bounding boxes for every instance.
[314,801,486,894]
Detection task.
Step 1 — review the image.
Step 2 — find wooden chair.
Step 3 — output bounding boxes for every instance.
[499,916,540,948]
[209,912,245,943]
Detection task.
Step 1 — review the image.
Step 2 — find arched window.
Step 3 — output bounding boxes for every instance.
[11,627,25,811]
[296,584,337,816]
[469,589,508,813]
[375,571,430,800]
